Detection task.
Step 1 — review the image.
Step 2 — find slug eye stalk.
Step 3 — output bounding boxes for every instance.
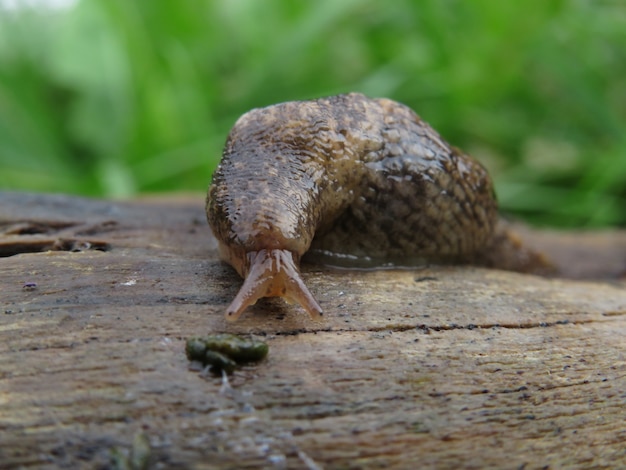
[224,249,323,321]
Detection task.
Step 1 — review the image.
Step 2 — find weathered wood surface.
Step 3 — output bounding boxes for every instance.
[0,191,625,469]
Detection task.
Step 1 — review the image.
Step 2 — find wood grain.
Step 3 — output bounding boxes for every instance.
[1,192,625,469]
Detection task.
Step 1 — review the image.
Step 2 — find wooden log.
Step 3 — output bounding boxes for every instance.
[0,192,625,469]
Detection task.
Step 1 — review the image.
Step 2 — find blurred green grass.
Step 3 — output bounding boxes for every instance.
[0,0,624,228]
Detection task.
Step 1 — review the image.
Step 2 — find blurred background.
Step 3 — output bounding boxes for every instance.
[0,0,624,228]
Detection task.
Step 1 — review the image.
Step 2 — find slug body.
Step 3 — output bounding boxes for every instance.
[207,93,498,320]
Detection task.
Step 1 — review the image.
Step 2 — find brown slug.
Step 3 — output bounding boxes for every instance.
[206,93,547,321]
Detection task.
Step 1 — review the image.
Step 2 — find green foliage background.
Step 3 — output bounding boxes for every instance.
[0,0,624,227]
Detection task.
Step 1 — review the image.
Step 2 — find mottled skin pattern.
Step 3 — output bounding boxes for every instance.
[207,93,540,321]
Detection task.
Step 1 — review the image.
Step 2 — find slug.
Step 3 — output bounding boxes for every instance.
[206,93,548,321]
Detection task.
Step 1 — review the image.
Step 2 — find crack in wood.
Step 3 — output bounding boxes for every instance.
[0,237,110,257]
[0,220,79,235]
[267,318,597,337]
[602,310,626,317]
[0,220,119,257]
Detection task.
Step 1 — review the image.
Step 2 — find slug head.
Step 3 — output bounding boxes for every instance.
[221,247,323,322]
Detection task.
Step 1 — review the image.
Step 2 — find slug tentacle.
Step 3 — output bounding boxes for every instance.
[224,249,323,322]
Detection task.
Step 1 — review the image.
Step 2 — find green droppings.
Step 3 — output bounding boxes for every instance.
[185,334,269,374]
